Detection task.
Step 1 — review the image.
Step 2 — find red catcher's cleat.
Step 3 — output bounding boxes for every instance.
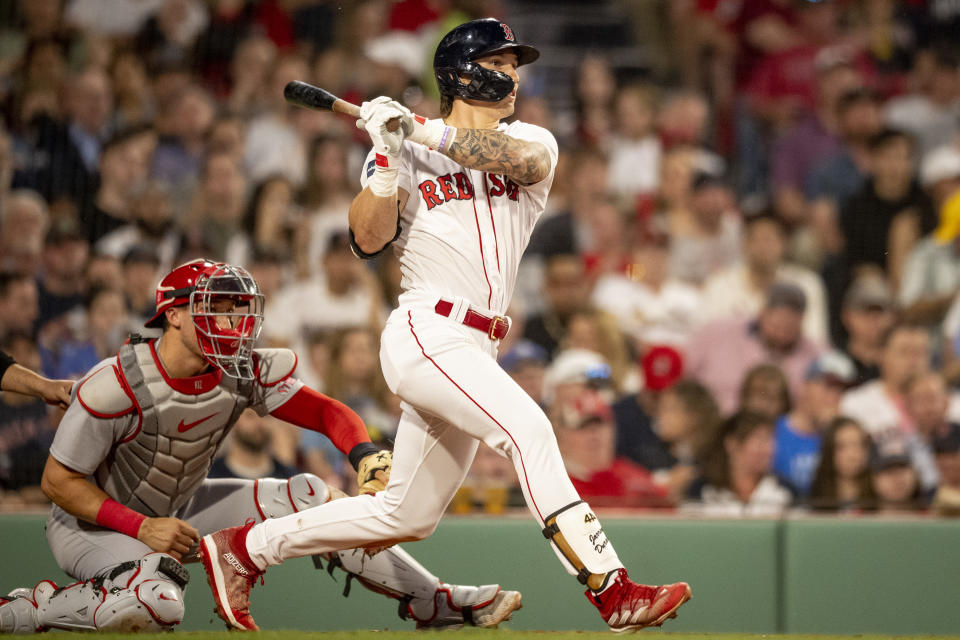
[586,569,691,632]
[198,521,263,631]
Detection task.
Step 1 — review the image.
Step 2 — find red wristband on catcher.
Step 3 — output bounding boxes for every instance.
[96,498,146,539]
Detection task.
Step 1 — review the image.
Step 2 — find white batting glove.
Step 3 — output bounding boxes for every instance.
[356,97,413,157]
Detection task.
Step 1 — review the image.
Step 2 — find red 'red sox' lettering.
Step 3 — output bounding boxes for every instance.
[437,174,458,201]
[486,175,520,201]
[419,172,517,210]
[418,180,444,209]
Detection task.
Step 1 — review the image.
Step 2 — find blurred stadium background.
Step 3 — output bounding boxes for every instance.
[2,0,960,634]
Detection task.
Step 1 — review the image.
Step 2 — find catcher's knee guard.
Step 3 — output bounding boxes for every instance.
[541,501,622,591]
[255,473,328,518]
[32,553,188,633]
[0,588,42,634]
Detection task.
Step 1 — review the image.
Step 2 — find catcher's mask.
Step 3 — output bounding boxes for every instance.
[433,18,539,103]
[145,259,264,380]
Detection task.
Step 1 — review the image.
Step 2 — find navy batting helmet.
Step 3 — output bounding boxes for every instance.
[434,18,540,103]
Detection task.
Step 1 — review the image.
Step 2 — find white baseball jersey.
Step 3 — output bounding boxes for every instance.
[361,120,559,314]
[246,116,619,572]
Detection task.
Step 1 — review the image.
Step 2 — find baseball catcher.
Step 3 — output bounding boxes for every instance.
[0,259,521,633]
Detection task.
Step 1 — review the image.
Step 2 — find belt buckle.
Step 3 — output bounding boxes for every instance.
[488,315,508,340]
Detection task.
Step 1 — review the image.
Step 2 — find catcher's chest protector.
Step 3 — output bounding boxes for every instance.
[96,342,251,516]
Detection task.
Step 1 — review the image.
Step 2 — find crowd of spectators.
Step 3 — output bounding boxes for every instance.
[2,0,960,518]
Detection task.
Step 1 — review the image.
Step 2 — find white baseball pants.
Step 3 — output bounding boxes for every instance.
[247,300,583,568]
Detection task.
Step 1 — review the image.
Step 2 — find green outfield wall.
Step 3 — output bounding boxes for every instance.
[1,513,957,634]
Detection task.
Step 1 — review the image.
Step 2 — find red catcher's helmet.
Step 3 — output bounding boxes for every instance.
[145,259,264,380]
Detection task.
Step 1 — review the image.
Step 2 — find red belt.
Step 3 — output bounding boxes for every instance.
[434,300,510,340]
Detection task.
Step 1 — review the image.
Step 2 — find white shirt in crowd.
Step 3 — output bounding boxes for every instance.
[304,204,353,277]
[885,95,960,156]
[940,290,960,353]
[96,226,181,275]
[606,136,661,200]
[66,0,206,38]
[682,476,793,517]
[591,273,702,347]
[839,380,960,492]
[263,275,382,352]
[244,113,307,187]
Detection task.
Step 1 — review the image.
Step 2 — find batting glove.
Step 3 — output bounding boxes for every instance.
[357,450,393,495]
[356,97,413,157]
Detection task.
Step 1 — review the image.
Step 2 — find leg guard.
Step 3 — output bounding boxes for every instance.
[328,546,439,602]
[542,501,623,591]
[321,546,523,629]
[410,583,523,629]
[33,553,188,633]
[255,473,329,518]
[0,588,42,634]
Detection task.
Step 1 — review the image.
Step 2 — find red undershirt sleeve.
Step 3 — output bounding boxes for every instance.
[269,386,371,456]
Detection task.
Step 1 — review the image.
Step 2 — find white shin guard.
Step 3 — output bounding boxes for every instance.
[542,501,623,591]
[322,546,515,627]
[23,553,188,633]
[0,589,42,634]
[324,545,440,609]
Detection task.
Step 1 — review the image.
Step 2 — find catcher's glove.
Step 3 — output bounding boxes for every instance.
[357,450,392,495]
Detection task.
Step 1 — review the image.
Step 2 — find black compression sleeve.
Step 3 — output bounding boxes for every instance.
[348,442,382,471]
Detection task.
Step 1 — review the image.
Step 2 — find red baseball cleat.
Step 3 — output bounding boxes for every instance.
[198,521,263,631]
[586,569,691,632]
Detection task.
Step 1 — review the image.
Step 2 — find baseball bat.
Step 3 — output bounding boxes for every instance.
[283,80,400,132]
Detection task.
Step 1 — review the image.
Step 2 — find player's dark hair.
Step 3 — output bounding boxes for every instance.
[440,94,453,117]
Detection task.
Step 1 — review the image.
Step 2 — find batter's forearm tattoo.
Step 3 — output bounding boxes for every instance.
[445,129,550,185]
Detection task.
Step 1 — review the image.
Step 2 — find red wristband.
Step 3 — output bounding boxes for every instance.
[96,498,146,539]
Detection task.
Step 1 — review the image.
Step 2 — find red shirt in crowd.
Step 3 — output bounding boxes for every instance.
[569,458,672,509]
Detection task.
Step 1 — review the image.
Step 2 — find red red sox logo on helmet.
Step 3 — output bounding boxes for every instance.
[501,23,514,41]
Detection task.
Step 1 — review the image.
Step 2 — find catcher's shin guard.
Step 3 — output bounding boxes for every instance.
[324,546,438,603]
[0,588,42,634]
[26,553,188,633]
[319,546,521,628]
[542,501,623,591]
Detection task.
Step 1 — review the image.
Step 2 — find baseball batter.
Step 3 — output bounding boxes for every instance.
[200,19,691,632]
[0,259,522,634]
